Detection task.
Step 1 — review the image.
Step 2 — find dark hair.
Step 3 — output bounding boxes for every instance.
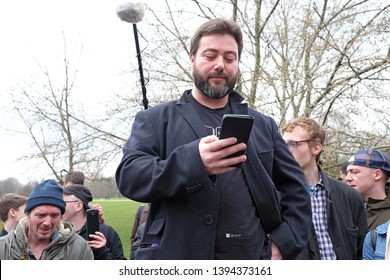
[0,193,28,222]
[340,162,348,174]
[64,171,85,185]
[190,18,243,59]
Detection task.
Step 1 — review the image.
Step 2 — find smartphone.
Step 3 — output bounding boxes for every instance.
[219,114,254,166]
[86,208,99,240]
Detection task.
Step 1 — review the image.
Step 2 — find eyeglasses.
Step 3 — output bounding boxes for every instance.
[64,200,80,203]
[286,139,311,151]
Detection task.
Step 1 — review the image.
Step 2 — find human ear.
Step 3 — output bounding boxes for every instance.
[312,142,322,156]
[9,208,16,218]
[190,53,196,63]
[373,168,383,181]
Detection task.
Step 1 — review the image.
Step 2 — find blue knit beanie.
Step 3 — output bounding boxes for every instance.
[25,179,66,214]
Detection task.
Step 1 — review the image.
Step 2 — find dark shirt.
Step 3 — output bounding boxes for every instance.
[192,96,264,259]
[215,169,264,259]
[0,227,8,237]
[366,187,390,230]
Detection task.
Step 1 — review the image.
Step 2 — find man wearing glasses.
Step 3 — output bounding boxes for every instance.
[62,185,126,260]
[282,116,368,259]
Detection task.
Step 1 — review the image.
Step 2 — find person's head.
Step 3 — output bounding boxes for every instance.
[281,116,325,170]
[189,18,243,100]
[62,185,93,222]
[24,179,66,242]
[339,161,348,183]
[63,171,85,187]
[190,18,243,60]
[346,149,390,201]
[0,193,27,226]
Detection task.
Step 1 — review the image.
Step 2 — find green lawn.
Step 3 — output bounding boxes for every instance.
[93,198,143,259]
[0,198,143,259]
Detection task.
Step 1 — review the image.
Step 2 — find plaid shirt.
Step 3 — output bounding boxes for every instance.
[310,175,337,260]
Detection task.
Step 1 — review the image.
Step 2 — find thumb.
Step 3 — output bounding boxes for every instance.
[201,135,218,144]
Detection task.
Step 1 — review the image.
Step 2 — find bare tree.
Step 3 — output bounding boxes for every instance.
[138,1,389,119]
[10,36,125,183]
[258,1,389,122]
[125,0,390,177]
[7,1,389,181]
[254,0,390,173]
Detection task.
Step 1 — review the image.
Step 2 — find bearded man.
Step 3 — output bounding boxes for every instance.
[116,18,311,260]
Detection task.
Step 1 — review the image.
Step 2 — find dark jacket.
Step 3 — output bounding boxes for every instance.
[366,186,390,230]
[297,170,368,259]
[130,203,150,259]
[79,223,126,260]
[0,228,8,237]
[131,222,146,260]
[130,203,150,246]
[116,90,312,260]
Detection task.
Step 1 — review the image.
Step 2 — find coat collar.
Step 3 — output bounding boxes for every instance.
[176,89,249,138]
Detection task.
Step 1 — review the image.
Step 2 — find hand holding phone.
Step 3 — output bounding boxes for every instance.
[219,114,254,166]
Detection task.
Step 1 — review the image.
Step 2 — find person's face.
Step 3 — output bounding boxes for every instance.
[13,204,26,222]
[345,165,377,200]
[62,194,83,222]
[339,171,347,183]
[190,33,239,99]
[26,205,62,242]
[282,126,320,170]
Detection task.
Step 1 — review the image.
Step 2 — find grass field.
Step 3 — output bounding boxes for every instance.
[0,198,143,259]
[93,198,143,259]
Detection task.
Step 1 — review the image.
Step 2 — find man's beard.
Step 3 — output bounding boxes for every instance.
[192,66,237,99]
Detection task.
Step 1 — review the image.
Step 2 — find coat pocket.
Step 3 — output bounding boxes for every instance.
[141,217,165,248]
[345,225,359,259]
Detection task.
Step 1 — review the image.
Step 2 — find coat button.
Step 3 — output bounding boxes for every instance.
[204,215,213,225]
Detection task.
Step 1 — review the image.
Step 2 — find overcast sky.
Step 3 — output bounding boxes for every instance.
[0,0,159,183]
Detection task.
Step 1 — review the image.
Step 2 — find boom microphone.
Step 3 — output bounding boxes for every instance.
[116,2,145,24]
[116,1,149,110]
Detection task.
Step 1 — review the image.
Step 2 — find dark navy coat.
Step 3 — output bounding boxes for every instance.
[116,90,312,259]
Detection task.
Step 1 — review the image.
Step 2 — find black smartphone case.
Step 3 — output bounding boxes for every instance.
[86,208,99,240]
[219,114,254,166]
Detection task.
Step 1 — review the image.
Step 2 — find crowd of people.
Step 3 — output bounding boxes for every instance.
[1,18,389,260]
[281,117,368,259]
[0,173,126,260]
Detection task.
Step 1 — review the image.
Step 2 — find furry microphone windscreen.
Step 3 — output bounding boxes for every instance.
[116,2,145,24]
